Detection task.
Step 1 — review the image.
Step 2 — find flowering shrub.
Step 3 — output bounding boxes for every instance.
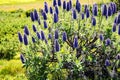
[18,0,120,80]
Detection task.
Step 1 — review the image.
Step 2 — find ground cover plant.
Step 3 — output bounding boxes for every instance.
[18,0,120,80]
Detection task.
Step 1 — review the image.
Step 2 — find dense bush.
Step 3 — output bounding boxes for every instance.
[19,0,120,80]
[0,10,32,60]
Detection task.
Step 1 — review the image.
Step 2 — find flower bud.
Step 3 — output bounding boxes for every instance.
[76,0,81,13]
[44,2,48,13]
[42,11,47,20]
[63,0,66,10]
[66,2,70,11]
[20,54,26,64]
[107,5,112,16]
[32,24,37,32]
[50,7,53,14]
[55,29,59,39]
[30,12,35,22]
[99,34,104,41]
[105,38,111,46]
[54,12,58,23]
[34,9,39,20]
[112,23,116,32]
[92,4,98,16]
[24,26,29,35]
[86,8,90,18]
[105,59,111,66]
[54,39,60,52]
[69,0,72,9]
[23,34,28,45]
[73,36,78,48]
[18,32,23,43]
[91,17,96,26]
[81,13,84,20]
[37,32,41,39]
[53,0,57,7]
[32,37,36,43]
[44,20,48,28]
[41,30,45,40]
[48,33,52,39]
[101,4,107,16]
[62,31,67,42]
[55,6,59,15]
[117,13,120,24]
[72,9,77,19]
[58,0,61,7]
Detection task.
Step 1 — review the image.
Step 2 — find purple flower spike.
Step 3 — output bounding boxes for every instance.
[18,32,23,43]
[44,20,48,29]
[99,34,104,41]
[23,34,28,46]
[66,2,70,11]
[48,33,52,39]
[30,12,35,22]
[86,8,90,18]
[63,0,66,10]
[54,39,60,52]
[32,24,37,32]
[55,29,59,39]
[37,32,41,39]
[101,4,107,16]
[92,17,96,26]
[41,30,45,40]
[107,5,112,16]
[44,2,48,13]
[54,12,58,23]
[62,31,67,42]
[69,0,72,9]
[50,7,53,14]
[24,26,29,35]
[84,5,88,13]
[53,0,57,7]
[105,38,111,46]
[114,17,118,24]
[20,54,26,64]
[76,0,81,13]
[81,13,84,20]
[38,18,41,25]
[55,6,59,15]
[112,23,116,32]
[105,59,111,66]
[32,37,36,43]
[73,36,78,48]
[58,0,61,7]
[92,3,98,16]
[42,11,47,20]
[34,9,39,20]
[72,9,77,19]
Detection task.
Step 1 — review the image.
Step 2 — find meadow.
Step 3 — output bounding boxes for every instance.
[0,0,120,80]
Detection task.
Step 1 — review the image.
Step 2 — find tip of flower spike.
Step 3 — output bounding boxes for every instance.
[105,59,111,66]
[23,34,28,46]
[24,25,29,35]
[73,36,78,48]
[20,54,26,64]
[105,38,111,46]
[99,34,104,41]
[54,39,60,52]
[62,31,67,42]
[18,32,23,43]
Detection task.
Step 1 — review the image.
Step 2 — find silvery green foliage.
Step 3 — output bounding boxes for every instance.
[18,0,120,80]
